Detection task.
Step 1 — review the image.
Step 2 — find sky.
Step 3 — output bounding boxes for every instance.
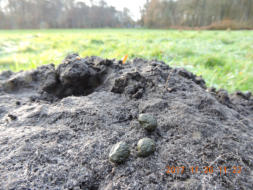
[105,0,146,20]
[80,0,146,20]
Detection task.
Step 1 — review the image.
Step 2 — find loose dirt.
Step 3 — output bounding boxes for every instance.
[0,54,252,190]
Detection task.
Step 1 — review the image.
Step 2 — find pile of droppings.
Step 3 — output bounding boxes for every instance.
[109,114,157,164]
[0,54,252,190]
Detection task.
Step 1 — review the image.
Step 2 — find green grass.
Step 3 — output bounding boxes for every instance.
[0,29,252,92]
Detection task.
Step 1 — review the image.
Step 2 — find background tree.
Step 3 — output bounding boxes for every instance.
[0,0,133,29]
[141,0,253,29]
[1,0,253,29]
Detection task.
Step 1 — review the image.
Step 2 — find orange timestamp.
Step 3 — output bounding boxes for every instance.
[166,166,242,175]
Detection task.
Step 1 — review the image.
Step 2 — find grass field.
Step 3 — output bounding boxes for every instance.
[0,29,252,92]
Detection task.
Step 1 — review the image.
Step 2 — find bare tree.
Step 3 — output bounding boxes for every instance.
[141,0,253,29]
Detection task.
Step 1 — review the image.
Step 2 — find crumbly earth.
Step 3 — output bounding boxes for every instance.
[0,54,252,190]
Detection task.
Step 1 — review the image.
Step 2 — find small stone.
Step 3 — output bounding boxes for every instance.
[138,113,157,132]
[8,114,17,120]
[137,138,155,157]
[245,91,252,100]
[2,79,16,92]
[109,141,130,164]
[236,91,252,100]
[207,87,216,93]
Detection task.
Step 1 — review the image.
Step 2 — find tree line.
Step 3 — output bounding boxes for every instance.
[0,0,133,29]
[1,0,253,29]
[140,0,253,29]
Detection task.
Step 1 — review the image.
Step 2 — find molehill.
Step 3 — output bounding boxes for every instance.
[0,54,252,190]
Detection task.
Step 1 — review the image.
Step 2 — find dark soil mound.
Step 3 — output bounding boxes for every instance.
[0,54,252,190]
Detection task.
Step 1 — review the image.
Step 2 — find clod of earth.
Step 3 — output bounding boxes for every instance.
[0,54,252,189]
[137,138,155,157]
[138,113,157,132]
[109,141,130,164]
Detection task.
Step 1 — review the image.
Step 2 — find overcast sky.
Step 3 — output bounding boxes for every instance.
[105,0,146,20]
[80,0,146,20]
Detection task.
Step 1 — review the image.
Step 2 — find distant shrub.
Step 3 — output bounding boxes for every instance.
[39,21,49,29]
[169,20,253,30]
[203,19,253,30]
[169,26,194,30]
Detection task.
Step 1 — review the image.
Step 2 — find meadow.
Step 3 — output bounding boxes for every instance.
[0,29,252,92]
